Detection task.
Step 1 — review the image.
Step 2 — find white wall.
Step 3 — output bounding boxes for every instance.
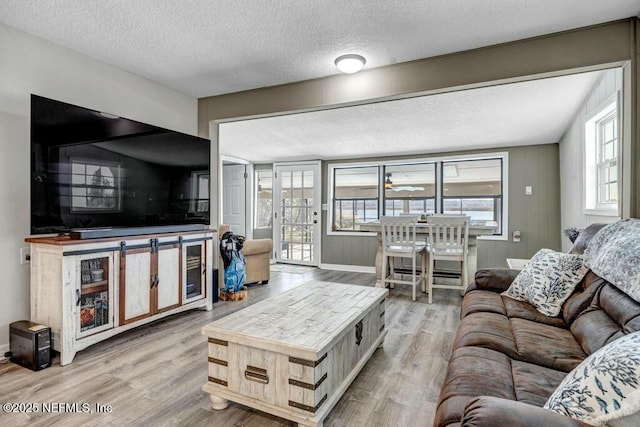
[0,23,197,353]
[559,68,621,251]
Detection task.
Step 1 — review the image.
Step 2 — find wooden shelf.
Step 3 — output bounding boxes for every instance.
[81,280,109,294]
[186,258,201,270]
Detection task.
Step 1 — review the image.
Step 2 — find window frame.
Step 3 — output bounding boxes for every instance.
[327,152,509,240]
[69,158,122,213]
[440,158,504,235]
[190,170,210,215]
[331,165,380,232]
[382,163,437,217]
[584,95,620,217]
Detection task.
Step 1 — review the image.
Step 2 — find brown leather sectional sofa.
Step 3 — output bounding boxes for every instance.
[434,224,640,427]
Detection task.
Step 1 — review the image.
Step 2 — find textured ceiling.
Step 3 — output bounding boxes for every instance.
[219,71,604,163]
[0,1,638,97]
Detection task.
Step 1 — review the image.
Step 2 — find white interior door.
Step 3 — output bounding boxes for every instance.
[274,162,321,266]
[222,164,246,235]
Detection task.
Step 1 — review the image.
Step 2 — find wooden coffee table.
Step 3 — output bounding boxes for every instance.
[202,281,388,427]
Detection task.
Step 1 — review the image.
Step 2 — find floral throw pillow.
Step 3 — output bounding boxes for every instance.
[502,248,588,317]
[563,226,582,244]
[544,332,640,426]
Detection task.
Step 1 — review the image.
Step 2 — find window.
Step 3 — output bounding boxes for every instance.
[255,169,273,228]
[333,166,379,231]
[597,112,618,207]
[191,171,209,214]
[585,99,619,215]
[442,159,503,234]
[384,163,436,216]
[328,153,508,238]
[71,159,121,211]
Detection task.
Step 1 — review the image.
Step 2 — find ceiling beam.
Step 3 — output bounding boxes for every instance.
[198,19,634,134]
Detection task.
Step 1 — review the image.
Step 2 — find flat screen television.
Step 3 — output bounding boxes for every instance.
[31,95,210,235]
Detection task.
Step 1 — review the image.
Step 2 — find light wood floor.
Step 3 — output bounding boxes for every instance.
[0,268,462,427]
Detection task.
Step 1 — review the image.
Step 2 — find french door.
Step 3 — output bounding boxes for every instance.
[274,161,321,266]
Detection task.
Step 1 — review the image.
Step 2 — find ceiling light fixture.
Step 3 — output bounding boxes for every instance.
[384,173,393,189]
[335,54,366,74]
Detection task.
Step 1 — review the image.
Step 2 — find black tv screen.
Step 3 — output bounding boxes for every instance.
[31,95,210,235]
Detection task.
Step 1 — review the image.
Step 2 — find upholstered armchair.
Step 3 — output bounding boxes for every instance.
[217,225,273,290]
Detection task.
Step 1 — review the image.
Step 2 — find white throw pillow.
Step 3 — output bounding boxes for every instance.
[502,248,587,317]
[544,332,640,426]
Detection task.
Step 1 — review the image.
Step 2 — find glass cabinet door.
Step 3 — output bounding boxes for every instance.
[77,253,114,338]
[183,242,205,303]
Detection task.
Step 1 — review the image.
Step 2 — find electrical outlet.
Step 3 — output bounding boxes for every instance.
[20,247,30,264]
[525,186,533,195]
[512,231,521,242]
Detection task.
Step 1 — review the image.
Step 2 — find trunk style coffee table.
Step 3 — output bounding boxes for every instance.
[202,281,388,427]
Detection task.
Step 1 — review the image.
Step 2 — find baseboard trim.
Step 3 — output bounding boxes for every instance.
[319,263,375,274]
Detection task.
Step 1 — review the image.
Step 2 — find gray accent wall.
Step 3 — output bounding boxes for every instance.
[477,144,561,267]
[320,144,561,269]
[0,23,198,352]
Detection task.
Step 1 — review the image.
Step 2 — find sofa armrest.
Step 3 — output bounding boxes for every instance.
[242,239,273,256]
[466,268,520,293]
[462,396,595,427]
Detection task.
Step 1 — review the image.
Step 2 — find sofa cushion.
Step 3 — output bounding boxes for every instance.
[510,318,587,372]
[544,331,640,426]
[462,396,595,427]
[503,249,588,317]
[452,312,518,359]
[562,271,607,325]
[435,346,516,427]
[571,284,640,356]
[461,289,566,328]
[435,346,569,427]
[469,268,520,293]
[503,296,567,328]
[453,312,586,372]
[460,290,507,317]
[512,359,569,406]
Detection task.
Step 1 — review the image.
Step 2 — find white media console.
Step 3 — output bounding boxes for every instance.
[26,229,215,365]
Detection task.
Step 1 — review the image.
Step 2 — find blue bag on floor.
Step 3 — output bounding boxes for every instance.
[220,231,246,292]
[224,251,246,292]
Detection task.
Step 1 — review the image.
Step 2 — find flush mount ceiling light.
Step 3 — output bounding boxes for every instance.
[335,54,366,74]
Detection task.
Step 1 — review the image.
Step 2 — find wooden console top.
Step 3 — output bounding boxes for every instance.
[25,228,215,246]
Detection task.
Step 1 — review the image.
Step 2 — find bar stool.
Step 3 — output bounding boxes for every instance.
[426,215,470,304]
[380,215,427,301]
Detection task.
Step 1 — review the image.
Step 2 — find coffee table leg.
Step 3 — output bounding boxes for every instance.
[210,395,229,410]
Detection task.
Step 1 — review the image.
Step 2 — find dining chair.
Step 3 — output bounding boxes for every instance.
[380,215,427,301]
[426,215,470,303]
